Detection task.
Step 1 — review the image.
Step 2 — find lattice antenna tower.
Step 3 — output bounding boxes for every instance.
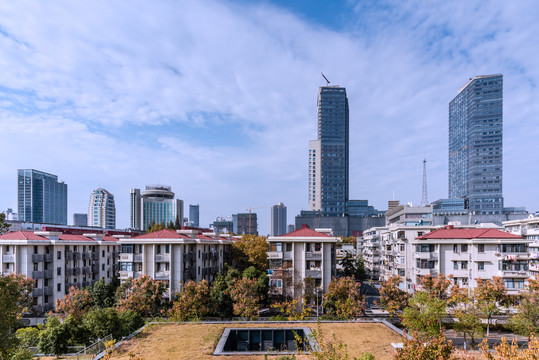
[421,159,429,206]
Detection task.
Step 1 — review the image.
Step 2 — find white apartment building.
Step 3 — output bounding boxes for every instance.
[0,230,119,314]
[117,228,233,298]
[88,188,116,229]
[503,214,539,276]
[362,227,386,281]
[267,225,340,298]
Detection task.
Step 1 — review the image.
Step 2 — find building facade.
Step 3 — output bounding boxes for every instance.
[189,204,200,227]
[449,74,504,214]
[233,213,258,235]
[130,185,184,231]
[117,228,233,297]
[17,169,68,225]
[308,86,349,216]
[503,215,539,276]
[270,202,287,236]
[130,189,141,230]
[0,230,119,314]
[267,226,339,298]
[73,213,88,226]
[88,188,116,229]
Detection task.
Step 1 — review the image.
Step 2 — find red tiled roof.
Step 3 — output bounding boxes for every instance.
[58,234,94,241]
[417,227,522,240]
[102,235,119,242]
[130,229,190,240]
[281,227,330,238]
[0,231,48,240]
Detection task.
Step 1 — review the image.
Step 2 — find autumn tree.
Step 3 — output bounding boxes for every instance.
[419,274,453,300]
[147,221,165,233]
[55,286,94,319]
[475,277,508,336]
[170,280,211,321]
[302,276,317,306]
[339,253,366,281]
[231,234,268,272]
[229,277,262,320]
[116,275,166,317]
[323,277,365,319]
[508,277,539,339]
[394,331,455,360]
[271,299,312,320]
[0,273,33,360]
[0,211,10,234]
[378,276,409,319]
[480,334,539,360]
[402,291,445,336]
[453,295,484,350]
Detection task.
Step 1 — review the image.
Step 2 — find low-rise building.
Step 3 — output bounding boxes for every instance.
[266,225,340,298]
[362,227,386,281]
[503,214,539,275]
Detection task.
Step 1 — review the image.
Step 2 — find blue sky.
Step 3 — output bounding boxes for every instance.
[1,0,539,234]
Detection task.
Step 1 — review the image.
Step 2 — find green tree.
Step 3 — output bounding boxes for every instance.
[209,272,234,319]
[116,275,166,317]
[174,214,181,230]
[118,310,144,337]
[323,277,365,319]
[82,307,123,342]
[302,276,317,306]
[508,277,539,340]
[15,326,41,348]
[475,277,508,336]
[0,212,10,234]
[339,253,366,281]
[401,291,445,336]
[0,273,33,360]
[229,277,262,320]
[167,220,175,229]
[170,280,211,321]
[55,286,94,319]
[91,279,117,309]
[378,276,409,319]
[231,235,268,272]
[242,266,269,306]
[38,316,71,359]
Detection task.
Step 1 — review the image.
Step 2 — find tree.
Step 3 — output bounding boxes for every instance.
[15,326,41,348]
[55,286,94,319]
[475,277,508,336]
[480,334,539,360]
[401,291,445,337]
[508,277,539,340]
[210,272,234,319]
[170,280,211,321]
[231,235,268,272]
[339,253,366,281]
[174,214,181,230]
[83,307,123,342]
[116,275,166,317]
[302,276,317,306]
[0,212,10,234]
[38,316,71,358]
[323,277,365,319]
[229,277,262,320]
[419,274,453,300]
[378,276,409,319]
[242,266,269,306]
[394,331,455,360]
[271,299,312,320]
[91,279,117,309]
[0,273,33,360]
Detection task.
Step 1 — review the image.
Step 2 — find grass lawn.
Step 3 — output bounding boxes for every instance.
[111,322,403,360]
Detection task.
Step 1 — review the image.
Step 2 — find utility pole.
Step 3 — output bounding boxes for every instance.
[421,159,429,206]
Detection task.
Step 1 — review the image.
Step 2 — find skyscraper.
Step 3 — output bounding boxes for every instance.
[88,188,116,229]
[17,169,67,225]
[270,202,287,236]
[449,74,503,214]
[130,188,141,230]
[189,204,200,227]
[130,185,183,231]
[308,86,349,216]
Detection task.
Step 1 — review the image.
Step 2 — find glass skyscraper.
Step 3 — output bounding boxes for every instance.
[17,169,68,225]
[308,86,349,216]
[130,185,183,231]
[270,202,287,236]
[189,204,199,227]
[88,188,116,229]
[449,74,504,214]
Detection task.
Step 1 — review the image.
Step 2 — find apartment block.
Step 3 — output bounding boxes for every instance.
[503,214,539,276]
[267,225,340,298]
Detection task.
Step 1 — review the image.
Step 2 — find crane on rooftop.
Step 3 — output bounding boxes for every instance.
[245,206,266,235]
[321,72,330,86]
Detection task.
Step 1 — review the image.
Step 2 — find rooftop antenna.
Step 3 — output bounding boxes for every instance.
[421,159,429,206]
[321,72,330,86]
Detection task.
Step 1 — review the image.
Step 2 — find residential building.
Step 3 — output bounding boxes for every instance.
[233,213,258,235]
[88,188,116,229]
[73,213,88,226]
[17,169,68,225]
[449,74,504,214]
[287,224,295,234]
[503,214,539,276]
[0,229,119,314]
[361,227,386,281]
[117,228,234,298]
[189,204,200,227]
[267,225,340,298]
[212,218,233,234]
[270,203,287,236]
[130,185,184,231]
[5,208,18,221]
[308,86,349,216]
[386,205,433,226]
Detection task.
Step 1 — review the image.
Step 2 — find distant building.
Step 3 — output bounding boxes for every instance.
[5,208,18,221]
[287,224,295,234]
[130,185,184,231]
[270,203,287,236]
[233,213,258,235]
[88,188,116,229]
[212,218,233,234]
[386,205,433,226]
[17,169,67,225]
[295,210,385,237]
[189,204,200,227]
[73,213,88,226]
[504,214,539,276]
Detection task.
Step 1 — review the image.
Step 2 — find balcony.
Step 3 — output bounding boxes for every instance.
[283,252,293,261]
[120,253,133,262]
[43,254,53,262]
[134,254,143,262]
[267,251,283,260]
[82,281,92,288]
[184,253,195,262]
[119,270,134,278]
[415,252,438,260]
[82,266,91,275]
[83,253,92,260]
[74,268,81,276]
[416,268,437,276]
[155,254,170,262]
[305,251,322,260]
[305,269,322,279]
[43,270,53,279]
[155,271,170,280]
[65,251,74,261]
[92,264,99,272]
[500,270,528,277]
[32,254,43,262]
[32,271,44,279]
[32,288,43,297]
[44,286,53,296]
[91,253,99,260]
[2,254,15,263]
[74,252,82,260]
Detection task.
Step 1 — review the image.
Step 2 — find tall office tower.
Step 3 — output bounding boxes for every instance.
[130,188,141,230]
[449,74,504,214]
[189,204,200,227]
[88,188,116,229]
[308,86,349,215]
[270,202,287,236]
[73,213,87,226]
[17,169,68,225]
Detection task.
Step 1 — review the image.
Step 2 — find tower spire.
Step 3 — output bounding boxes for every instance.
[421,159,428,206]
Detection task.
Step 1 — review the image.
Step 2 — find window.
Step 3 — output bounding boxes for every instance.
[285,243,292,252]
[165,245,170,253]
[462,278,468,285]
[44,295,49,304]
[57,267,61,276]
[400,244,405,252]
[57,251,61,260]
[453,244,458,253]
[478,244,485,253]
[157,245,161,254]
[6,245,9,252]
[461,244,468,252]
[478,262,485,270]
[102,250,105,257]
[34,246,38,254]
[119,262,133,271]
[102,264,105,271]
[138,245,143,253]
[57,283,61,292]
[454,262,458,270]
[33,263,38,271]
[461,261,468,270]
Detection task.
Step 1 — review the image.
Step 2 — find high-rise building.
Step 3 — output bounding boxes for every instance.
[449,74,504,214]
[189,204,200,227]
[17,169,67,225]
[308,86,349,216]
[88,188,116,229]
[73,213,88,226]
[130,185,183,231]
[232,213,258,235]
[270,202,287,236]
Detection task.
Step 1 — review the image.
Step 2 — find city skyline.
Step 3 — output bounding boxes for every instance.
[1,1,539,234]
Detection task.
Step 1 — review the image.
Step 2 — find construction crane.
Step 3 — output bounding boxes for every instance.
[321,72,330,86]
[245,206,266,235]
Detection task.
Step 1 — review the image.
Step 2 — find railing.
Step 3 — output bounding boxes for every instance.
[155,254,170,262]
[66,334,113,360]
[43,254,53,262]
[120,253,133,262]
[91,253,99,260]
[305,269,322,278]
[82,266,91,275]
[155,271,170,280]
[44,270,53,279]
[32,271,44,279]
[83,253,92,260]
[305,251,322,260]
[267,251,283,259]
[44,286,53,296]
[32,254,43,262]
[183,253,195,262]
[119,270,134,278]
[32,288,43,297]
[134,254,143,262]
[2,254,15,262]
[92,264,100,272]
[66,251,74,261]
